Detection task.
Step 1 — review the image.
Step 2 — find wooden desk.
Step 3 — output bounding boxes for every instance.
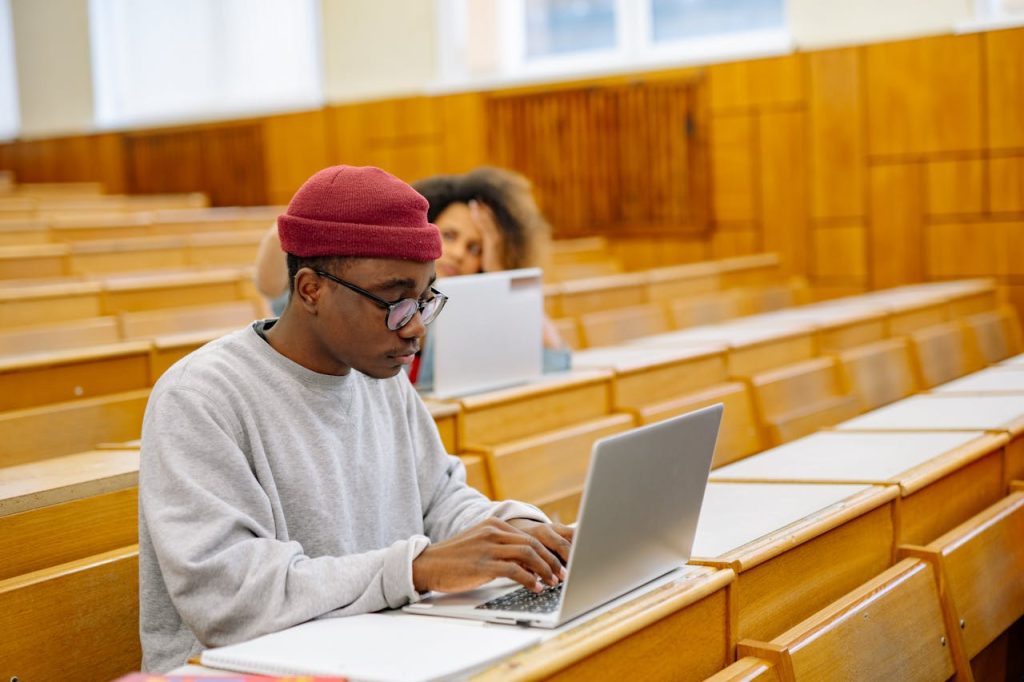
[456,369,616,447]
[571,344,728,412]
[742,304,889,353]
[710,431,1007,545]
[0,280,102,327]
[999,353,1024,367]
[691,482,898,642]
[835,394,1024,487]
[0,341,152,410]
[629,321,817,377]
[931,366,1024,394]
[859,291,950,337]
[889,278,998,319]
[644,262,721,301]
[477,567,736,681]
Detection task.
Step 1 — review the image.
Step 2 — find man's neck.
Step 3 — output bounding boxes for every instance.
[264,310,352,376]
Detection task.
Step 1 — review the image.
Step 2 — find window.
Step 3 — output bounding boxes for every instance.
[436,0,789,86]
[88,0,323,129]
[0,0,18,141]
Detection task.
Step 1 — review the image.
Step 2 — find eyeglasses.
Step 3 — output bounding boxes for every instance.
[313,270,448,331]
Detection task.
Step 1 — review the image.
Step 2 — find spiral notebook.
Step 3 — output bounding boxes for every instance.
[198,612,541,682]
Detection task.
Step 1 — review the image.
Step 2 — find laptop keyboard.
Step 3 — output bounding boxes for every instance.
[475,582,564,613]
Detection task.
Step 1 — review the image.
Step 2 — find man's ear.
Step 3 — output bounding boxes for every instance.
[294,268,323,314]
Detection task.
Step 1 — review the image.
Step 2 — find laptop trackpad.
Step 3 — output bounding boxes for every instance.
[407,578,520,610]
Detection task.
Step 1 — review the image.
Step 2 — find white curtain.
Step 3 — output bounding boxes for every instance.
[0,0,19,141]
[88,0,323,129]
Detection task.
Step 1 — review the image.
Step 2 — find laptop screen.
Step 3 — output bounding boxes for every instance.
[426,268,544,398]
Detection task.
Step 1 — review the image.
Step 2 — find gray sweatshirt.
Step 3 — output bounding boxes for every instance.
[139,321,547,672]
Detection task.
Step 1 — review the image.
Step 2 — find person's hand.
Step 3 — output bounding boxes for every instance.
[505,518,574,565]
[469,200,505,273]
[412,517,569,594]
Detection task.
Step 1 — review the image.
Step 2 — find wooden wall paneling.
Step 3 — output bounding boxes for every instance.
[327,103,370,166]
[926,158,985,216]
[865,34,984,156]
[435,93,488,174]
[990,155,1024,213]
[708,54,804,112]
[997,222,1024,277]
[262,110,331,205]
[759,108,809,275]
[486,78,706,238]
[0,134,125,192]
[868,163,925,287]
[985,28,1024,150]
[710,112,757,224]
[812,225,867,282]
[926,221,1001,278]
[808,48,865,220]
[710,227,760,259]
[124,123,267,206]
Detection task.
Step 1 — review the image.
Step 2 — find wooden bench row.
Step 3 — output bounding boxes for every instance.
[0,267,260,328]
[0,205,280,246]
[0,229,268,279]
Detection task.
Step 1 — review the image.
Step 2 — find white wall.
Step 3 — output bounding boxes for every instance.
[320,0,438,103]
[10,0,94,137]
[789,0,974,49]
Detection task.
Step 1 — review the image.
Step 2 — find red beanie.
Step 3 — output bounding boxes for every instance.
[277,165,441,261]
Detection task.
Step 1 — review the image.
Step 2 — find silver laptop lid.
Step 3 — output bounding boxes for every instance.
[429,268,544,398]
[558,404,722,623]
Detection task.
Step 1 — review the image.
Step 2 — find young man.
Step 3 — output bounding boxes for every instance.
[139,166,573,673]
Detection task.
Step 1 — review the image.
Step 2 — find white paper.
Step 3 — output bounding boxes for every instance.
[199,612,542,682]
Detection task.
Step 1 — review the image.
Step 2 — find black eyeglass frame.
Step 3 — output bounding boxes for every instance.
[312,269,447,331]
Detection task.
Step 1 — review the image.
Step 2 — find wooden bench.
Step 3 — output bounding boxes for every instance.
[835,393,1024,488]
[837,337,919,411]
[0,449,139,578]
[736,559,960,681]
[0,315,121,356]
[908,321,985,389]
[691,482,898,642]
[715,254,781,289]
[100,268,255,313]
[748,357,861,445]
[68,234,189,275]
[644,262,721,301]
[931,365,1024,395]
[578,303,671,348]
[711,430,1008,546]
[901,491,1024,677]
[478,567,736,681]
[50,213,153,242]
[0,389,148,466]
[118,300,261,341]
[0,243,69,280]
[556,272,650,317]
[630,321,818,378]
[0,546,141,682]
[0,342,152,411]
[666,291,744,329]
[962,306,1024,364]
[704,657,780,681]
[638,381,765,469]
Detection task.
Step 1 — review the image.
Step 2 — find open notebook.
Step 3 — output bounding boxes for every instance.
[198,612,541,682]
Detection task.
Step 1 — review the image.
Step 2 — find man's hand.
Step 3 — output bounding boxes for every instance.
[412,517,573,595]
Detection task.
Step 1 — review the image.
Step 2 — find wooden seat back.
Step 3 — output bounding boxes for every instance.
[636,381,765,468]
[0,243,69,280]
[902,491,1024,661]
[0,546,141,682]
[0,316,120,356]
[667,291,743,328]
[737,559,959,681]
[557,272,648,317]
[469,413,635,524]
[0,389,149,465]
[119,300,260,340]
[579,304,671,348]
[750,356,862,445]
[909,322,986,389]
[962,306,1024,365]
[837,337,919,411]
[704,657,780,681]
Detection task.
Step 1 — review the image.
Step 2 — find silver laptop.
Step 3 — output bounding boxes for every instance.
[404,404,722,627]
[426,268,544,398]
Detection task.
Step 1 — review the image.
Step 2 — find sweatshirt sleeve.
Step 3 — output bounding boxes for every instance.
[402,384,549,542]
[140,386,427,648]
